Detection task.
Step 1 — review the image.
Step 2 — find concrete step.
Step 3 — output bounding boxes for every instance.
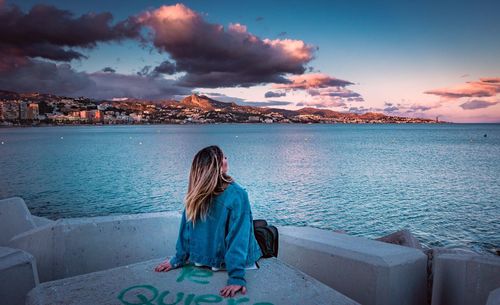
[26,257,359,305]
[0,197,36,245]
[0,247,39,305]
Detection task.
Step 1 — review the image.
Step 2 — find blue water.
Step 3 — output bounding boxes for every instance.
[1,124,499,254]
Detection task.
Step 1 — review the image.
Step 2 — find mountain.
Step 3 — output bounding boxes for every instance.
[180,94,238,110]
[0,90,437,123]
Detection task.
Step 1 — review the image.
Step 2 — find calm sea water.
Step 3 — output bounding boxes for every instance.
[1,124,499,254]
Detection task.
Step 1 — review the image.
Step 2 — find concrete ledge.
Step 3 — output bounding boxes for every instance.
[9,212,181,282]
[26,257,359,305]
[431,252,500,305]
[31,216,55,227]
[0,246,39,305]
[0,197,36,245]
[277,226,427,305]
[486,287,500,305]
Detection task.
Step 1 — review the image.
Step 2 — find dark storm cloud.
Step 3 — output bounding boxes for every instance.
[0,2,141,66]
[0,60,93,95]
[84,72,191,100]
[0,59,190,100]
[0,2,320,98]
[138,4,316,88]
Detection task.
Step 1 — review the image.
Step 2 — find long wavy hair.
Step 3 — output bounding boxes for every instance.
[185,145,233,224]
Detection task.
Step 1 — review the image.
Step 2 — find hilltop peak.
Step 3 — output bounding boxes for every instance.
[180,94,237,110]
[180,94,214,110]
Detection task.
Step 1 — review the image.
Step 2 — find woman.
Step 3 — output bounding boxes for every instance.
[154,145,263,298]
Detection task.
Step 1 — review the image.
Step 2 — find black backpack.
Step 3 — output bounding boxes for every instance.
[253,219,279,258]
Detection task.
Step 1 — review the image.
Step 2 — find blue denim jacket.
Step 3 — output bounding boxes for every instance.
[169,182,263,286]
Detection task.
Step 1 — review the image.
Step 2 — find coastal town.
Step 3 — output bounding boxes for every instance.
[0,90,439,126]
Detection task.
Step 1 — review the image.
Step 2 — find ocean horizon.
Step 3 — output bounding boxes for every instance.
[1,123,499,255]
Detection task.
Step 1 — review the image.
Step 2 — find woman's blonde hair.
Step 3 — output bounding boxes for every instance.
[185,145,233,224]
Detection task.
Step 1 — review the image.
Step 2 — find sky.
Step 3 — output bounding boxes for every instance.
[1,0,499,122]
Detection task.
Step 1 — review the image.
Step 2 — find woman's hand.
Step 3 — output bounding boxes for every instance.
[154,260,173,272]
[219,285,246,298]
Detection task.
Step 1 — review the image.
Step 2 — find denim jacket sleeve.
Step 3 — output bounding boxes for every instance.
[169,209,190,269]
[224,189,252,286]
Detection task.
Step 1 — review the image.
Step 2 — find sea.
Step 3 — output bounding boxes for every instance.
[1,124,499,255]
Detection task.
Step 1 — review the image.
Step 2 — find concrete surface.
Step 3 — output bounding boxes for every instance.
[277,226,428,305]
[26,257,359,305]
[431,252,500,305]
[486,287,500,305]
[0,197,36,245]
[31,215,55,227]
[8,212,181,283]
[0,246,39,305]
[2,197,498,305]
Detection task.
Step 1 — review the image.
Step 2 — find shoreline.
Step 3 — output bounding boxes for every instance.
[0,121,453,128]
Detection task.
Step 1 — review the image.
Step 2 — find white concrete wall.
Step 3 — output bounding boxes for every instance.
[0,197,36,245]
[31,215,55,227]
[0,247,39,305]
[277,226,428,305]
[431,252,500,305]
[2,197,499,305]
[8,212,181,282]
[486,287,500,305]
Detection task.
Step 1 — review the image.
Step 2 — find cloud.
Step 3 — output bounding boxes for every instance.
[270,73,362,108]
[102,67,116,73]
[0,58,190,100]
[153,60,176,75]
[384,106,399,112]
[273,73,353,90]
[405,105,432,112]
[297,98,346,108]
[380,101,441,115]
[237,100,293,107]
[83,72,191,100]
[137,4,316,88]
[194,93,246,104]
[480,77,500,84]
[348,106,383,114]
[0,59,94,96]
[425,77,500,99]
[0,2,141,69]
[264,91,286,98]
[137,65,152,77]
[460,100,499,110]
[320,87,362,99]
